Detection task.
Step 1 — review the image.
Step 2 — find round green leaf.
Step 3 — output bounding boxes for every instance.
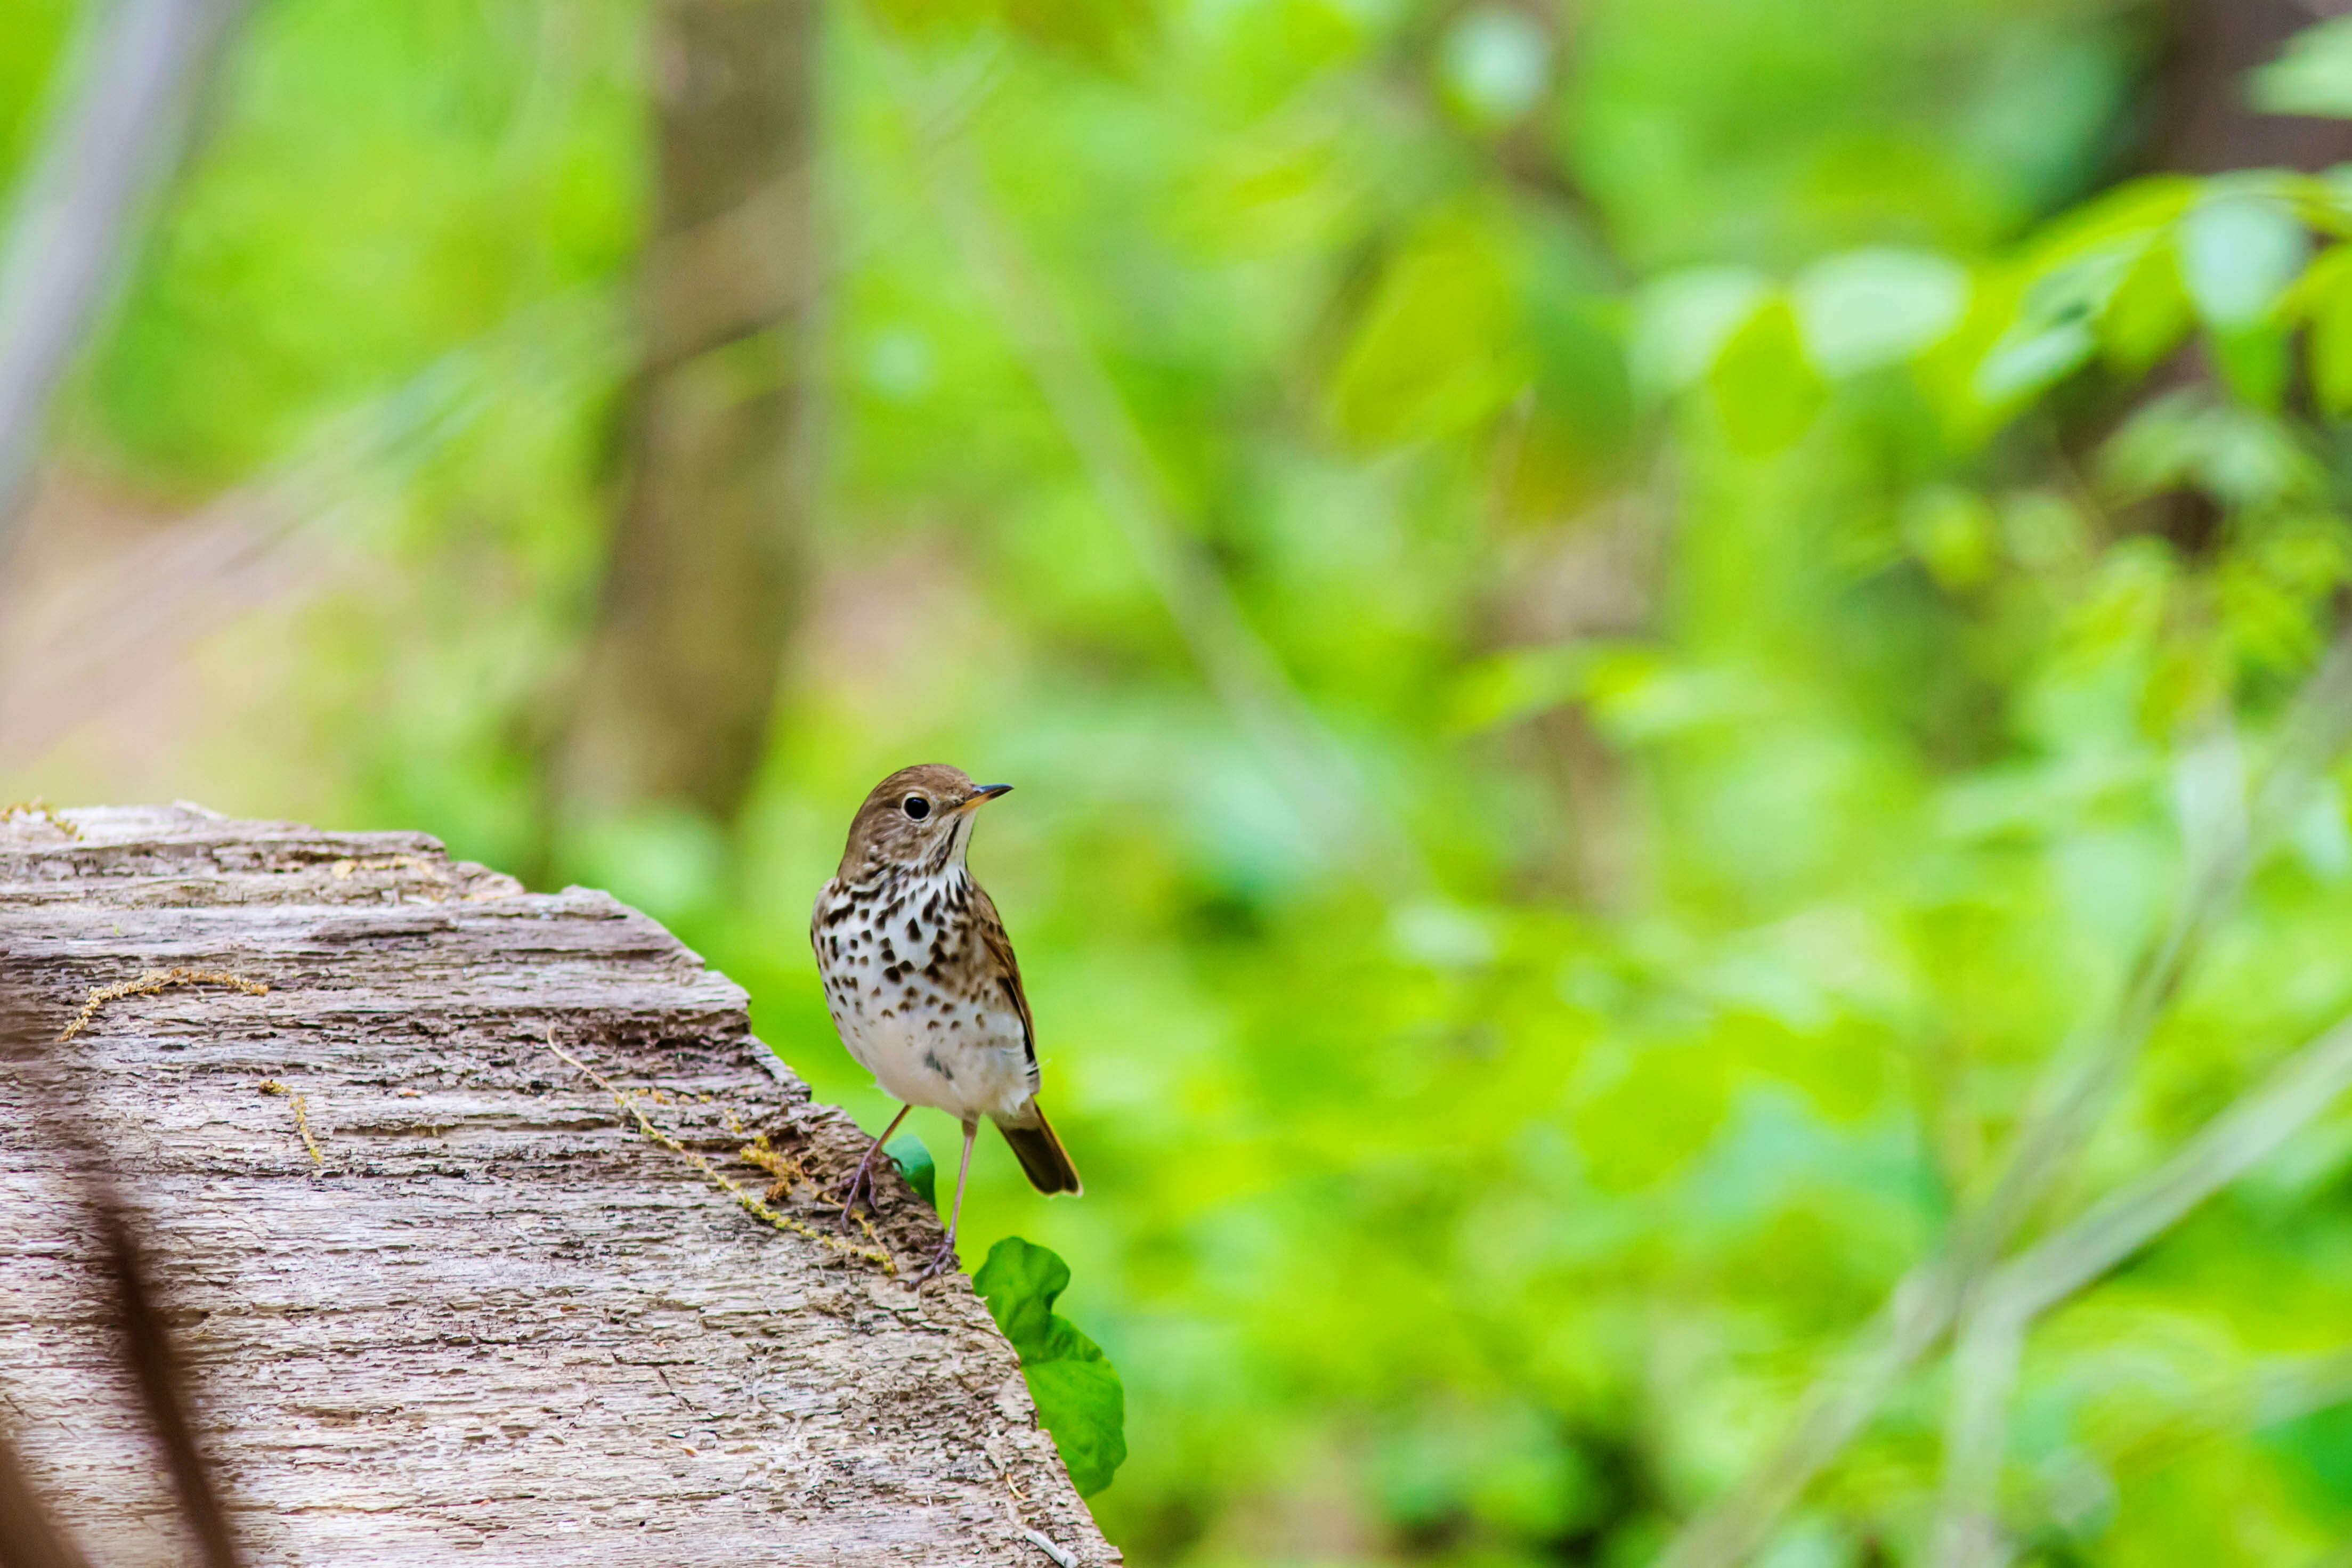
[2178,194,2308,329]
[1706,296,1825,457]
[1791,248,1969,376]
[1631,266,1769,398]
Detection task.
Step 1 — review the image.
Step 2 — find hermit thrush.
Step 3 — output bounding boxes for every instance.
[810,765,1081,1278]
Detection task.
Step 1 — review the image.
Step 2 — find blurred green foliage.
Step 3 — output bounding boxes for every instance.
[20,0,2352,1562]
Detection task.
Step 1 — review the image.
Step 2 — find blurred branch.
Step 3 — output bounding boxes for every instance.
[1652,1280,1958,1568]
[0,981,241,1566]
[1928,715,2246,1568]
[2252,1347,2352,1428]
[1928,1307,2022,1568]
[0,41,990,771]
[1929,1002,2352,1563]
[898,59,1434,898]
[637,50,1002,380]
[0,1425,95,1568]
[634,164,818,378]
[0,0,251,551]
[1959,722,2253,1285]
[1986,1010,2352,1325]
[0,294,611,760]
[0,990,103,1568]
[89,1201,241,1568]
[1658,624,2352,1568]
[0,39,987,773]
[2114,1343,2352,1464]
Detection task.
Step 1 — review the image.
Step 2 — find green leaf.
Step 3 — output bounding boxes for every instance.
[2210,322,2292,410]
[2022,175,2196,266]
[1021,1357,1127,1493]
[2299,247,2352,416]
[887,1134,936,1208]
[1001,0,1158,70]
[2021,239,2143,325]
[1791,248,1969,376]
[1973,316,2096,406]
[1324,212,1525,446]
[2097,390,2324,511]
[976,1235,1067,1346]
[1900,485,1999,590]
[2000,491,2088,573]
[974,1237,1128,1497]
[2099,241,2193,373]
[859,0,1158,68]
[1631,266,1768,399]
[1437,6,1551,129]
[2254,15,2352,118]
[2178,194,2308,329]
[1966,239,2145,411]
[1500,293,1633,519]
[1706,296,1824,457]
[1447,643,1599,732]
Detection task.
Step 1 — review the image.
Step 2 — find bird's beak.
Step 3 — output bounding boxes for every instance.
[955,783,1013,813]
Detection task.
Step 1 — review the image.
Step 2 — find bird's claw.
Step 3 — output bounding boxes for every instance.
[912,1238,960,1282]
[833,1166,879,1231]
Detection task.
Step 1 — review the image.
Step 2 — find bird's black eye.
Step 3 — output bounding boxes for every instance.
[902,795,931,820]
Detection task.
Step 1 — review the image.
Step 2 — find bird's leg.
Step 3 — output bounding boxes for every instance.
[917,1119,977,1281]
[836,1102,911,1227]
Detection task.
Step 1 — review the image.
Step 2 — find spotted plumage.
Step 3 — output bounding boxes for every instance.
[812,765,1081,1277]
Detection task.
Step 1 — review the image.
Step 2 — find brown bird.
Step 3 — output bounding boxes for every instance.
[810,764,1081,1278]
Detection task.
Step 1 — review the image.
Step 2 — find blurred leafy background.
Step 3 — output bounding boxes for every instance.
[15,0,2352,1562]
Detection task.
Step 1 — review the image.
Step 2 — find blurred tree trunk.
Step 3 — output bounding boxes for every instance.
[555,0,822,827]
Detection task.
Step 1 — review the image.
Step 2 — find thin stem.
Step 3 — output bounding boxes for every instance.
[1921,1005,2352,1558]
[1925,719,2245,1565]
[1985,1010,2352,1322]
[1929,1305,2024,1568]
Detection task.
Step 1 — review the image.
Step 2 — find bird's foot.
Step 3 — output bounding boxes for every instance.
[912,1236,961,1282]
[833,1164,880,1231]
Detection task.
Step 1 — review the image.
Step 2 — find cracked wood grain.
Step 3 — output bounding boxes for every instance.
[0,803,1116,1566]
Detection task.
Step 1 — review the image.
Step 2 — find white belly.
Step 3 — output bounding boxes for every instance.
[835,1003,1034,1123]
[816,871,1036,1123]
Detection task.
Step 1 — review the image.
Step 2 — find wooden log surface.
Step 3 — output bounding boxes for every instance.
[0,803,1117,1566]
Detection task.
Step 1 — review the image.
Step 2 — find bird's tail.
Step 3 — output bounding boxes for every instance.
[998,1106,1082,1196]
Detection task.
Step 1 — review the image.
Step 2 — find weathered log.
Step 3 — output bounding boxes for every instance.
[0,803,1116,1565]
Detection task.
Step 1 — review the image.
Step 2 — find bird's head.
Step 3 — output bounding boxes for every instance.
[838,763,1012,879]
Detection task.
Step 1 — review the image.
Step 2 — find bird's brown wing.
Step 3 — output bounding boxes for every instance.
[970,882,1038,1082]
[972,882,1081,1195]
